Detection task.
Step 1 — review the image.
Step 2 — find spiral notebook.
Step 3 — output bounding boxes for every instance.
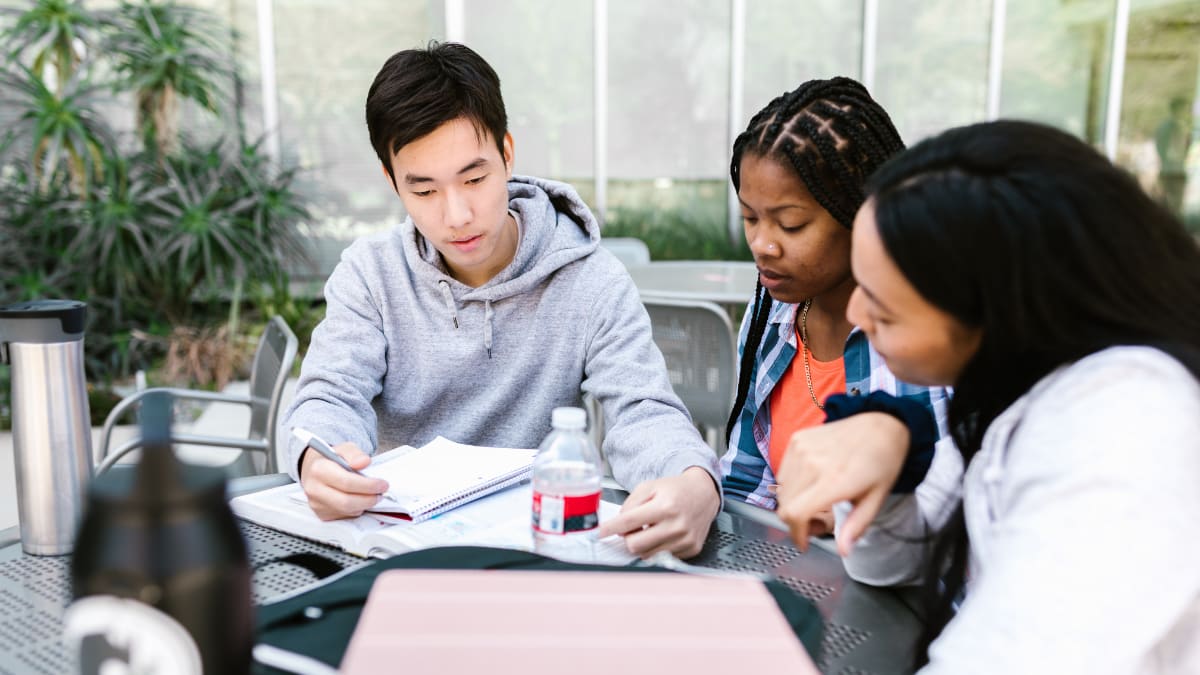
[347,436,537,522]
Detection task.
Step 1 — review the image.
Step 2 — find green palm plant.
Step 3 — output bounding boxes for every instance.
[223,139,311,335]
[0,65,111,194]
[144,143,258,321]
[0,0,108,92]
[71,154,164,324]
[0,0,312,412]
[141,139,307,324]
[234,140,311,257]
[106,0,232,156]
[0,166,84,303]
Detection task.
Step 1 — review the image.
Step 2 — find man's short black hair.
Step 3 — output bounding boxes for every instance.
[366,41,508,186]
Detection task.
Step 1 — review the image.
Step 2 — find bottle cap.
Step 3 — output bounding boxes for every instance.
[550,406,587,430]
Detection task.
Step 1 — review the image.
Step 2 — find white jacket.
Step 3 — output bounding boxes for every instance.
[839,346,1200,674]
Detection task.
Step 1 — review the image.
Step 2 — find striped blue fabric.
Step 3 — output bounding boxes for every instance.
[719,298,951,510]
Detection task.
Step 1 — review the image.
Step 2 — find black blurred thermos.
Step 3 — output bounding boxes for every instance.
[66,391,252,675]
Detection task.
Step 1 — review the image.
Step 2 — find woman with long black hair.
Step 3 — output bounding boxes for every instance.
[777,120,1200,672]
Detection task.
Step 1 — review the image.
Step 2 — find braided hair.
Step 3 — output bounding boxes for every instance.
[725,77,905,441]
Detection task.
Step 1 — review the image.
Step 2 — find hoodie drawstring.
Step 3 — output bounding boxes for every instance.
[483,299,494,359]
[439,280,494,357]
[438,280,459,329]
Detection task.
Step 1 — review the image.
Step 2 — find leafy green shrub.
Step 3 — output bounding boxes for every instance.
[604,204,751,261]
[0,1,311,429]
[602,179,751,261]
[87,385,123,427]
[248,275,326,361]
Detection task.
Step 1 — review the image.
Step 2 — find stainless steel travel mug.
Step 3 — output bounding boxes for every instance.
[0,300,93,555]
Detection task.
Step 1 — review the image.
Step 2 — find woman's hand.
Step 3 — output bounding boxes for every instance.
[775,412,910,555]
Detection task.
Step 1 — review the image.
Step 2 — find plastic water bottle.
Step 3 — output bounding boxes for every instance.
[532,407,603,562]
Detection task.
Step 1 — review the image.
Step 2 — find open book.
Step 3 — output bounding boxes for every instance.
[233,482,632,563]
[231,438,633,563]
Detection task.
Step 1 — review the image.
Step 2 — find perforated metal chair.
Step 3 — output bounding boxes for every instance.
[599,237,651,267]
[95,316,298,477]
[640,296,737,453]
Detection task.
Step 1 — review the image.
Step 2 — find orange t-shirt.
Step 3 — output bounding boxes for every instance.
[767,334,845,477]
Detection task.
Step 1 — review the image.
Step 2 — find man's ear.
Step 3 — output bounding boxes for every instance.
[502,132,514,179]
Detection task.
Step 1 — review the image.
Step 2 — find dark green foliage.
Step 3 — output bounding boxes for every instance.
[248,277,326,362]
[0,65,113,195]
[0,0,108,84]
[142,139,308,323]
[86,385,123,426]
[603,180,751,261]
[0,1,311,428]
[604,205,751,261]
[106,0,233,156]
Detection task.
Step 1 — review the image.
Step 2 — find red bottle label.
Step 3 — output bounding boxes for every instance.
[532,491,600,534]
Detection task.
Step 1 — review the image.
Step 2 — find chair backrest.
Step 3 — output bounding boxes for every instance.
[641,296,736,449]
[600,237,651,267]
[247,316,299,473]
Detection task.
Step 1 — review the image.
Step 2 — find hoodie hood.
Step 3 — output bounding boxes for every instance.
[404,174,600,302]
[399,175,600,355]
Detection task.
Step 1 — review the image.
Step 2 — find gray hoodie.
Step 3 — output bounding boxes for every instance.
[281,175,718,489]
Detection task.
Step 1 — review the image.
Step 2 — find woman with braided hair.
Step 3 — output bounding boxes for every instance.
[720,77,952,538]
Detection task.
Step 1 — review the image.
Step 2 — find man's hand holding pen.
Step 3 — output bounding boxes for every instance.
[295,428,389,521]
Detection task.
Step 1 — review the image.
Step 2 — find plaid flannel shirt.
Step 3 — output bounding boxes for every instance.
[719,299,951,509]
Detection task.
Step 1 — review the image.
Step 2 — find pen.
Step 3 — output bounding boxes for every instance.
[292,427,366,476]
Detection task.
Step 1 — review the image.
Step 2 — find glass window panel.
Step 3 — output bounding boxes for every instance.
[462,0,594,185]
[605,1,731,254]
[742,0,863,123]
[873,0,992,143]
[608,0,730,180]
[1000,0,1115,145]
[270,0,437,275]
[1115,0,1199,229]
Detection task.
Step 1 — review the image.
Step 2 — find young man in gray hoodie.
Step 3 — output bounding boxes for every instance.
[281,42,721,559]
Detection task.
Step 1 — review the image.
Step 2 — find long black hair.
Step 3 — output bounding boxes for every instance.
[866,119,1200,666]
[726,77,905,440]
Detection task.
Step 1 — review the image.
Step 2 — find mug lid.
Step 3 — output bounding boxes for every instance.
[0,299,87,342]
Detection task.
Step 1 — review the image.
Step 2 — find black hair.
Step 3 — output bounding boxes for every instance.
[726,76,905,440]
[365,41,508,187]
[865,119,1200,667]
